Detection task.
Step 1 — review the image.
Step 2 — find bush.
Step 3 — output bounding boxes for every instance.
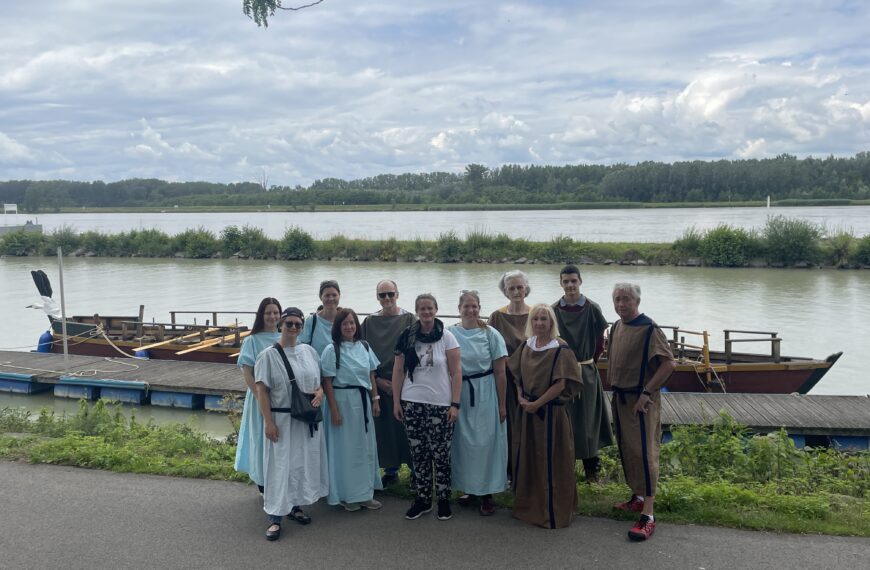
[234,225,275,259]
[220,225,243,257]
[43,226,81,256]
[853,235,870,266]
[822,230,854,267]
[698,225,754,267]
[673,226,703,257]
[279,226,315,260]
[79,231,116,256]
[127,229,173,257]
[763,216,821,265]
[435,231,462,262]
[174,228,219,258]
[0,230,45,256]
[543,235,576,262]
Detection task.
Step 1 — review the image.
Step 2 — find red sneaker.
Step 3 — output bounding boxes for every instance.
[614,495,644,513]
[628,515,656,541]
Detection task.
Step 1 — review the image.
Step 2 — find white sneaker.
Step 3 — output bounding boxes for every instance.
[359,499,383,510]
[341,501,362,512]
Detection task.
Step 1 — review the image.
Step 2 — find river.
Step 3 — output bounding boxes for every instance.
[2,256,865,403]
[5,205,870,242]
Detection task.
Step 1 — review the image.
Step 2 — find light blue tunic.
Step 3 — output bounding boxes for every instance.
[300,313,334,355]
[320,341,384,505]
[234,331,281,486]
[449,325,509,495]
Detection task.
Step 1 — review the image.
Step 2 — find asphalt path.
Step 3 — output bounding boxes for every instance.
[0,461,867,569]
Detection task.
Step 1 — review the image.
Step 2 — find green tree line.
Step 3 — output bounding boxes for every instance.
[3,153,870,212]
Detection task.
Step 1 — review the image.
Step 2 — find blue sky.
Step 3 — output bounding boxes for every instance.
[0,0,868,186]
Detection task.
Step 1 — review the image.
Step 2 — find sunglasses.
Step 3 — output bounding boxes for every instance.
[377,291,397,299]
[282,321,304,329]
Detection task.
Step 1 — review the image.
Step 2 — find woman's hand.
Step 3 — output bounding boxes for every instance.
[393,402,404,422]
[264,420,279,442]
[372,399,381,417]
[447,406,459,424]
[499,403,507,423]
[311,387,323,407]
[331,409,343,426]
[519,399,539,415]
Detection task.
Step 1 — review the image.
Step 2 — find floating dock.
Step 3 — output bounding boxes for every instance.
[1,351,867,449]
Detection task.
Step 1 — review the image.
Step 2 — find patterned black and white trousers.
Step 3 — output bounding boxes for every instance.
[402,401,455,503]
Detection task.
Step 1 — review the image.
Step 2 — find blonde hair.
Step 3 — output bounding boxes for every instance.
[458,289,487,329]
[524,303,560,341]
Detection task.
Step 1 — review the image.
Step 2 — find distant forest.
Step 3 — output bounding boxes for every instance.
[2,153,869,212]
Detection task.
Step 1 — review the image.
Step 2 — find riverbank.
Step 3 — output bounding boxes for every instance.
[2,216,869,268]
[1,401,867,536]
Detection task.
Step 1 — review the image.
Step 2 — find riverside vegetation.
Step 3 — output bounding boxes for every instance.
[2,216,870,268]
[0,401,867,536]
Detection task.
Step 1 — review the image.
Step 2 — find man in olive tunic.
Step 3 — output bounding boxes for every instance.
[551,265,614,482]
[608,282,676,542]
[360,279,415,485]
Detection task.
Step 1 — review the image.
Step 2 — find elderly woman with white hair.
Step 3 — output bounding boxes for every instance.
[507,303,581,529]
[487,270,532,477]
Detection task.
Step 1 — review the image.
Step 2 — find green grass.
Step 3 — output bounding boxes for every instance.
[1,402,867,536]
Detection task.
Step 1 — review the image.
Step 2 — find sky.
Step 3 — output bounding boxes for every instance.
[0,0,868,186]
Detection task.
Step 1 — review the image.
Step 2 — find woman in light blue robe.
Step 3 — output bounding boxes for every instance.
[320,308,384,510]
[234,297,282,490]
[300,279,341,355]
[450,291,509,515]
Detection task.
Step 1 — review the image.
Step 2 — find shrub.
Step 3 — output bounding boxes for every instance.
[673,226,703,257]
[79,231,116,256]
[220,225,243,257]
[435,231,462,262]
[234,225,275,259]
[127,229,173,257]
[43,226,81,256]
[0,230,45,256]
[698,225,754,267]
[543,235,576,262]
[763,215,821,264]
[853,235,870,266]
[319,234,352,259]
[173,228,219,258]
[279,226,315,260]
[822,230,854,267]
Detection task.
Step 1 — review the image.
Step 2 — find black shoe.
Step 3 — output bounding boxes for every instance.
[381,473,399,487]
[265,522,281,541]
[457,493,476,507]
[405,499,433,520]
[437,499,452,521]
[289,506,312,525]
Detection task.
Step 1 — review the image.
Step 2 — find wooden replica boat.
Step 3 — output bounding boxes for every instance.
[29,271,840,394]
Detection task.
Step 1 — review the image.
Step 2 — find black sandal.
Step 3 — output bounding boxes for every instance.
[289,506,312,525]
[265,522,281,541]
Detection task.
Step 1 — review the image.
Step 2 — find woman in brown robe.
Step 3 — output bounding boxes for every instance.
[488,270,531,475]
[508,303,581,529]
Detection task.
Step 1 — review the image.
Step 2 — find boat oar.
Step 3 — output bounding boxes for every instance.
[175,330,251,355]
[138,328,220,351]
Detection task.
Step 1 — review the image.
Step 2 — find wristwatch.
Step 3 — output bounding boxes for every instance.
[450,402,461,410]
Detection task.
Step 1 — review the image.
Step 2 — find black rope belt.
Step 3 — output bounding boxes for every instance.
[521,391,565,420]
[611,386,643,405]
[333,385,370,432]
[461,368,493,407]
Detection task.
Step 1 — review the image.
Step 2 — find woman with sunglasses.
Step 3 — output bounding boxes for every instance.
[449,290,508,516]
[255,307,327,541]
[320,308,384,511]
[300,279,341,355]
[392,294,462,521]
[234,297,282,493]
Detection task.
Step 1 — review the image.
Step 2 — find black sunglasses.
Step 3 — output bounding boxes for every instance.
[378,291,397,299]
[282,321,304,329]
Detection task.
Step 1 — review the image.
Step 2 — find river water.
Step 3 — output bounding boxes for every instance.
[5,205,870,241]
[1,256,866,404]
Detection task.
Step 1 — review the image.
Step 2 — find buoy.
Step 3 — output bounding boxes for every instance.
[134,349,151,359]
[36,330,53,352]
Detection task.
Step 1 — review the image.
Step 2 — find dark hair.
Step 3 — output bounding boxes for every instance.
[251,297,282,334]
[559,264,581,278]
[330,308,362,370]
[415,293,438,311]
[319,279,341,297]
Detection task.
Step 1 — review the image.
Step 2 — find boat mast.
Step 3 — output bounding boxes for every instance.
[57,247,69,370]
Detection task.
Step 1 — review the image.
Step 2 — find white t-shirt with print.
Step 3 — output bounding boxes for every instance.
[400,329,459,407]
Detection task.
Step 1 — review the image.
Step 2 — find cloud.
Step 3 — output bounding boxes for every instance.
[0,1,867,184]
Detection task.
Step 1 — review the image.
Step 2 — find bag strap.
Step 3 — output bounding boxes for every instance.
[272,342,296,382]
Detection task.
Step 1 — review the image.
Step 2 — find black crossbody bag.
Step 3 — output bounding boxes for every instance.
[271,343,323,425]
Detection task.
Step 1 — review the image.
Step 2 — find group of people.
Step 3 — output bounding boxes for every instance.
[233,266,676,543]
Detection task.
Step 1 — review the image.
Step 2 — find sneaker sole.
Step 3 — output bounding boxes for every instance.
[437,513,452,521]
[360,502,383,510]
[405,506,433,520]
[342,503,362,512]
[628,529,654,541]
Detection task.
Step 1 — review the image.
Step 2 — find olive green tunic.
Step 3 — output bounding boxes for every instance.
[508,340,581,529]
[552,299,615,459]
[361,311,416,468]
[488,308,529,473]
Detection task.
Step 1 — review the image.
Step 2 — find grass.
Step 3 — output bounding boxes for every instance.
[1,402,867,536]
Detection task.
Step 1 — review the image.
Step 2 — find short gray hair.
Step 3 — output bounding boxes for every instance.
[498,270,530,297]
[612,282,641,300]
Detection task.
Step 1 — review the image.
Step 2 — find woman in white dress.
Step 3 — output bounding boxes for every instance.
[255,307,328,541]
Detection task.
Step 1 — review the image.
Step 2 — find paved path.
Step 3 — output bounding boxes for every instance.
[0,461,866,569]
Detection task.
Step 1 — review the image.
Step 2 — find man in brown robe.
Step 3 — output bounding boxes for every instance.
[608,283,676,542]
[551,264,614,482]
[360,279,415,485]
